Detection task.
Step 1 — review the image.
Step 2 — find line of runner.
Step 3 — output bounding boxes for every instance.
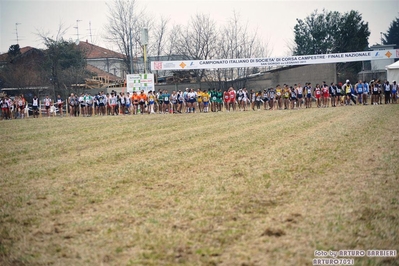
[1,79,397,120]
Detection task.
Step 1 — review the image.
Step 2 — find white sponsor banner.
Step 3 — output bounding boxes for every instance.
[126,73,154,94]
[151,49,399,71]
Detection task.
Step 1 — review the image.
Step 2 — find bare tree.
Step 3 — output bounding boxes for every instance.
[102,7,270,88]
[173,13,218,86]
[104,0,152,74]
[165,25,182,58]
[148,16,170,79]
[207,12,270,90]
[148,16,169,59]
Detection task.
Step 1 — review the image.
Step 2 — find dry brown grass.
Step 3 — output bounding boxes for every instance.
[1,105,399,266]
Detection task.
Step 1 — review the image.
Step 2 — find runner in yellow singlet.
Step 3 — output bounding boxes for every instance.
[202,89,210,113]
[196,89,203,112]
[275,85,282,110]
[283,85,290,109]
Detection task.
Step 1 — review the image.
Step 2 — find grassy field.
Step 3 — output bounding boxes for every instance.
[1,105,399,266]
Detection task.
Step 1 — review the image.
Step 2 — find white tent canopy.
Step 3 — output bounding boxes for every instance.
[386,60,399,82]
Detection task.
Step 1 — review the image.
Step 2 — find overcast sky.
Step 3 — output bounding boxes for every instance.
[1,0,398,57]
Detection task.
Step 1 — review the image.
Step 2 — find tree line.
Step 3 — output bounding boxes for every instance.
[105,0,270,90]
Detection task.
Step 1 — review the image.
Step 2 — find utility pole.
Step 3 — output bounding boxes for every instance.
[141,28,148,74]
[129,27,134,74]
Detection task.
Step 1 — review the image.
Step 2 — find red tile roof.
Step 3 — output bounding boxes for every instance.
[19,46,34,54]
[78,41,125,59]
[0,46,34,62]
[1,43,126,62]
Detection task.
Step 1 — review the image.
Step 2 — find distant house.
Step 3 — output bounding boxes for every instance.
[0,46,43,67]
[76,41,192,83]
[0,46,47,88]
[78,41,127,79]
[0,42,129,92]
[358,44,397,82]
[369,44,396,71]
